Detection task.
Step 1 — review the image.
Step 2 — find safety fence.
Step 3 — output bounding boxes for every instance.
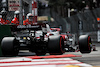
[48,8,100,42]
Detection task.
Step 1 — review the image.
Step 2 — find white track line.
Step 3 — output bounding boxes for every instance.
[0,57,92,67]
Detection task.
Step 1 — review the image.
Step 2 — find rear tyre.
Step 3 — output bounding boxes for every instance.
[1,37,19,56]
[79,35,91,53]
[48,36,65,55]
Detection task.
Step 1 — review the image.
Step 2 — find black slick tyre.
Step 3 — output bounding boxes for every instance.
[48,36,65,55]
[1,37,19,56]
[79,35,91,53]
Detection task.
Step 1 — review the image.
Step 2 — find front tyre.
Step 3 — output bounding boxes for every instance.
[79,35,92,53]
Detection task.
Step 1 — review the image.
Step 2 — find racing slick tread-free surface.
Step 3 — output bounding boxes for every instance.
[48,36,65,55]
[1,37,19,56]
[79,35,91,53]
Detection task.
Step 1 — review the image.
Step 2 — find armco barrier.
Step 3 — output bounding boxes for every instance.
[0,25,12,56]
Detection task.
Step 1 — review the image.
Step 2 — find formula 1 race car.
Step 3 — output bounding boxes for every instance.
[0,23,92,56]
[49,28,92,52]
[1,23,65,56]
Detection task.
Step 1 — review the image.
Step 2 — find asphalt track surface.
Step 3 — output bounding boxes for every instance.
[71,43,100,66]
[0,43,100,66]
